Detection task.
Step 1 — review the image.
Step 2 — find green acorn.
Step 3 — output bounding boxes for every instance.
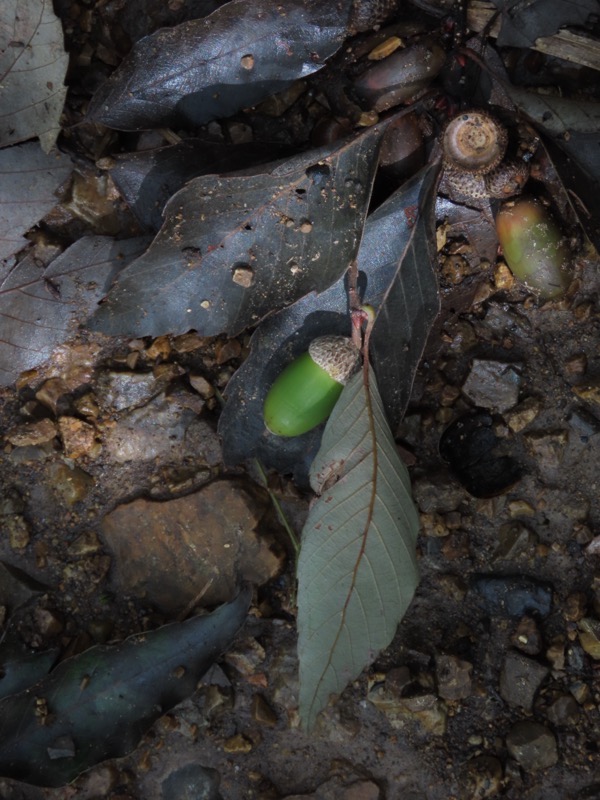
[264,335,360,437]
[496,198,571,299]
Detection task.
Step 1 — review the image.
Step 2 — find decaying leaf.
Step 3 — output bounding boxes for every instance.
[0,0,69,151]
[297,367,420,729]
[0,143,71,263]
[0,236,148,387]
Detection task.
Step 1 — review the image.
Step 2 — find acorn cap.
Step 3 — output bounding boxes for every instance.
[442,111,508,175]
[308,336,360,385]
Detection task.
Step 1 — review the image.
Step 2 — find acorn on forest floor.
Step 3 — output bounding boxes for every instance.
[495,198,571,299]
[263,336,360,437]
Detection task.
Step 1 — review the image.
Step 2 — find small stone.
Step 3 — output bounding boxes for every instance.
[511,616,543,655]
[225,638,266,676]
[499,652,549,710]
[67,531,102,557]
[145,335,171,361]
[215,339,241,365]
[35,378,69,414]
[412,473,464,514]
[223,733,253,753]
[251,693,278,727]
[546,638,566,671]
[505,397,540,433]
[573,380,600,407]
[72,392,100,420]
[435,654,473,700]
[464,755,503,799]
[33,608,63,637]
[578,618,600,659]
[471,575,553,618]
[58,417,98,459]
[6,515,30,550]
[189,375,215,399]
[494,262,515,291]
[524,429,568,469]
[160,763,221,800]
[462,360,522,413]
[49,463,94,505]
[493,522,538,561]
[564,592,587,622]
[564,352,587,378]
[506,721,558,771]
[545,694,580,726]
[6,419,57,447]
[342,781,380,800]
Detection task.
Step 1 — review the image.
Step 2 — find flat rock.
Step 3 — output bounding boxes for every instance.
[101,479,284,612]
[436,654,473,701]
[462,359,521,413]
[499,652,549,710]
[471,575,553,618]
[506,720,558,771]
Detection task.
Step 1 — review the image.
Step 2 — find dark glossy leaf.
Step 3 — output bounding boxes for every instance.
[88,125,386,338]
[219,161,441,484]
[0,144,71,262]
[297,367,420,729]
[0,586,251,787]
[0,643,58,701]
[0,236,149,387]
[489,0,598,50]
[368,155,441,429]
[88,0,352,131]
[115,0,227,45]
[110,139,289,232]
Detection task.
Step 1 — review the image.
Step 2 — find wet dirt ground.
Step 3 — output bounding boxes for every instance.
[0,1,599,798]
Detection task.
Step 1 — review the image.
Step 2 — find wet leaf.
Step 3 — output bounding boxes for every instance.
[88,0,352,131]
[0,643,58,701]
[110,139,289,232]
[0,0,68,152]
[297,367,420,729]
[488,0,598,50]
[88,125,386,338]
[506,89,600,249]
[0,236,148,387]
[0,144,71,262]
[0,586,251,787]
[507,88,600,136]
[219,162,441,484]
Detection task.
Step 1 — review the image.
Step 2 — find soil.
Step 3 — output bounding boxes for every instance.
[0,1,599,799]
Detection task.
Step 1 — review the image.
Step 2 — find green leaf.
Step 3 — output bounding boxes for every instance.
[0,587,251,787]
[297,367,420,729]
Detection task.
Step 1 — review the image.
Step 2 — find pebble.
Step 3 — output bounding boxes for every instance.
[412,473,465,514]
[523,429,569,470]
[471,575,553,618]
[505,397,540,433]
[435,654,473,701]
[505,720,558,771]
[160,762,221,800]
[511,616,543,655]
[462,359,522,413]
[499,652,549,710]
[545,694,580,727]
[57,416,98,459]
[492,522,538,561]
[463,755,503,799]
[5,418,57,447]
[578,618,600,659]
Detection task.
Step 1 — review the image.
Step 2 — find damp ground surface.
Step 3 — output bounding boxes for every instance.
[0,1,599,798]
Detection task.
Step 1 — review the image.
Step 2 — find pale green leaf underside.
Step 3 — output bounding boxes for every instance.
[297,367,420,729]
